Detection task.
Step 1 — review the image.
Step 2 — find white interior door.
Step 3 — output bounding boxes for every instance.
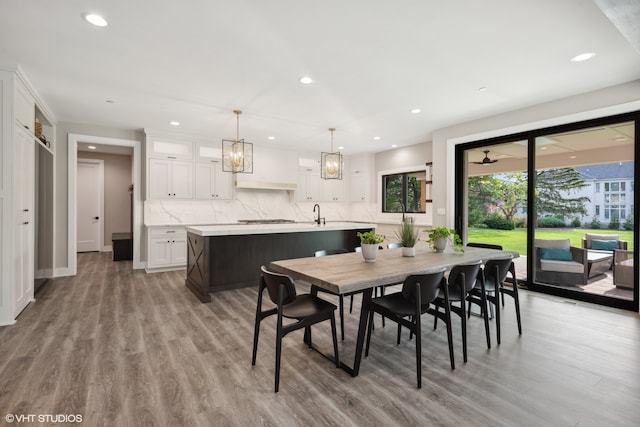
[77,160,103,252]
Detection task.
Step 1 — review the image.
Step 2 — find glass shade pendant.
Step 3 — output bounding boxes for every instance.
[222,110,253,173]
[321,128,343,180]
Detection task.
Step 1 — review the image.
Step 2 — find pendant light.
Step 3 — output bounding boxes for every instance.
[222,110,253,173]
[321,128,343,180]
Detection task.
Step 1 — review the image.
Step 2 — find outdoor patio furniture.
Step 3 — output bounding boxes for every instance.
[582,233,627,255]
[613,250,634,290]
[535,238,588,286]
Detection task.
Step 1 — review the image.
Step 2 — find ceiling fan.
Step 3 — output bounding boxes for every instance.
[473,150,498,165]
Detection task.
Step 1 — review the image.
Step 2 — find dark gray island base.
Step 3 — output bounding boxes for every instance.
[185,223,375,303]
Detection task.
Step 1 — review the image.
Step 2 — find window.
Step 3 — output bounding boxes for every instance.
[595,182,600,192]
[603,180,627,221]
[595,205,600,216]
[382,170,426,213]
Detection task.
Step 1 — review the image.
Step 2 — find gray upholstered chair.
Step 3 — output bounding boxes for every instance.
[613,250,634,289]
[582,233,627,253]
[535,238,588,286]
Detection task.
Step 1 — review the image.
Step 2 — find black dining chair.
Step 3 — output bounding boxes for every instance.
[364,268,454,388]
[433,260,490,363]
[252,266,339,393]
[387,242,403,249]
[466,243,504,319]
[467,257,521,345]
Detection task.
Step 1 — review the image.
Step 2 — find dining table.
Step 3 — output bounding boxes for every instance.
[269,244,519,377]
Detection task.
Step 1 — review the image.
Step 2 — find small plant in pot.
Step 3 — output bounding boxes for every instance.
[356,229,385,263]
[395,219,420,257]
[425,226,464,253]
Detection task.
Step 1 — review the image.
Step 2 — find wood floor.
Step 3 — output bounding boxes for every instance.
[1,252,639,426]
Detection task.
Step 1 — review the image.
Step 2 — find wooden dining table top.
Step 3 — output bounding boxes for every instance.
[270,244,519,295]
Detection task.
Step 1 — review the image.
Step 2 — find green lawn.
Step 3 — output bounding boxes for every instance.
[467,228,634,255]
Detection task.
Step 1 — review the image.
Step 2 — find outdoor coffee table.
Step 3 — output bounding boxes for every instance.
[587,251,613,278]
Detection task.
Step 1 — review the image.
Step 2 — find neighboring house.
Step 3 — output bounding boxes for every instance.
[572,162,635,226]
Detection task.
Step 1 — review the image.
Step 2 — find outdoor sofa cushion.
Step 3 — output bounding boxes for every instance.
[591,239,618,251]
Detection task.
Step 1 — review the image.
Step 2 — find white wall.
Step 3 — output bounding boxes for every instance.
[430,80,640,228]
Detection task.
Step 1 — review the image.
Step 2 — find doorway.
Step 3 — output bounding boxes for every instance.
[67,134,142,275]
[76,159,104,252]
[456,112,639,311]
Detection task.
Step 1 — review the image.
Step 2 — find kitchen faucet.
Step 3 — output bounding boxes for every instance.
[313,204,324,225]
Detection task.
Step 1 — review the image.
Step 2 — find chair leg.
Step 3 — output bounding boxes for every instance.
[444,305,455,370]
[488,291,495,319]
[364,306,376,357]
[380,287,385,328]
[349,294,354,313]
[494,290,501,345]
[339,296,345,341]
[460,301,468,363]
[433,305,439,330]
[415,316,422,388]
[481,293,491,349]
[275,318,283,393]
[397,322,402,345]
[330,314,340,367]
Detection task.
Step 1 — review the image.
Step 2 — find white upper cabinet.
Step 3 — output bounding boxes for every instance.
[296,168,322,201]
[348,153,375,202]
[195,142,222,163]
[321,178,346,202]
[147,138,193,160]
[14,82,35,132]
[148,158,193,199]
[194,161,233,200]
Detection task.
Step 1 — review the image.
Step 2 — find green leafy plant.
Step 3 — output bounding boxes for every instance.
[357,229,385,245]
[395,219,420,248]
[425,226,464,253]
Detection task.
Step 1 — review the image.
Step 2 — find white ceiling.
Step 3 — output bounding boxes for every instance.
[2,0,640,155]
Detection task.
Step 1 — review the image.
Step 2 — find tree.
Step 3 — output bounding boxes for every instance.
[535,168,590,220]
[467,173,527,224]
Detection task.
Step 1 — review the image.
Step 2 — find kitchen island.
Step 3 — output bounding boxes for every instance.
[185,222,376,302]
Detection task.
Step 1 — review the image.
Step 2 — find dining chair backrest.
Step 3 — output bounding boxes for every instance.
[401,268,447,305]
[387,242,403,249]
[354,246,383,253]
[467,242,503,250]
[260,266,297,305]
[315,248,349,257]
[448,261,482,293]
[483,257,513,286]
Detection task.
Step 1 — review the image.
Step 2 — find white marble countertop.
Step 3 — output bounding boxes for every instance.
[186,221,376,236]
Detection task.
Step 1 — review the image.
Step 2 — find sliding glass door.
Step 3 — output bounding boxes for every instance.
[456,113,638,311]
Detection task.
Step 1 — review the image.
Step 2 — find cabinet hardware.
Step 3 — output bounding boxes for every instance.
[94,216,99,220]
[23,221,29,225]
[166,230,176,233]
[23,208,29,212]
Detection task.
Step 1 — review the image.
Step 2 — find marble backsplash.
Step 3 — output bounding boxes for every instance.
[144,189,381,226]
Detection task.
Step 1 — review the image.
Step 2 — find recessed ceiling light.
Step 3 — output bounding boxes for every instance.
[613,136,627,142]
[391,144,397,148]
[267,136,275,140]
[373,136,381,140]
[570,52,595,62]
[88,145,97,150]
[410,109,421,114]
[478,87,488,92]
[82,13,108,27]
[540,147,548,150]
[569,155,577,159]
[299,76,314,84]
[170,121,180,126]
[338,146,344,150]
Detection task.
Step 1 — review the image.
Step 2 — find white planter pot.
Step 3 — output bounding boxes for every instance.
[402,246,416,257]
[361,243,379,263]
[433,237,448,253]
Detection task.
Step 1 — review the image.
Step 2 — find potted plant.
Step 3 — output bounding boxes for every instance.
[425,226,464,253]
[395,219,420,257]
[356,229,385,263]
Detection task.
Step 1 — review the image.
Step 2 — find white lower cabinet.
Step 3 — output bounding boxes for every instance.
[146,226,187,271]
